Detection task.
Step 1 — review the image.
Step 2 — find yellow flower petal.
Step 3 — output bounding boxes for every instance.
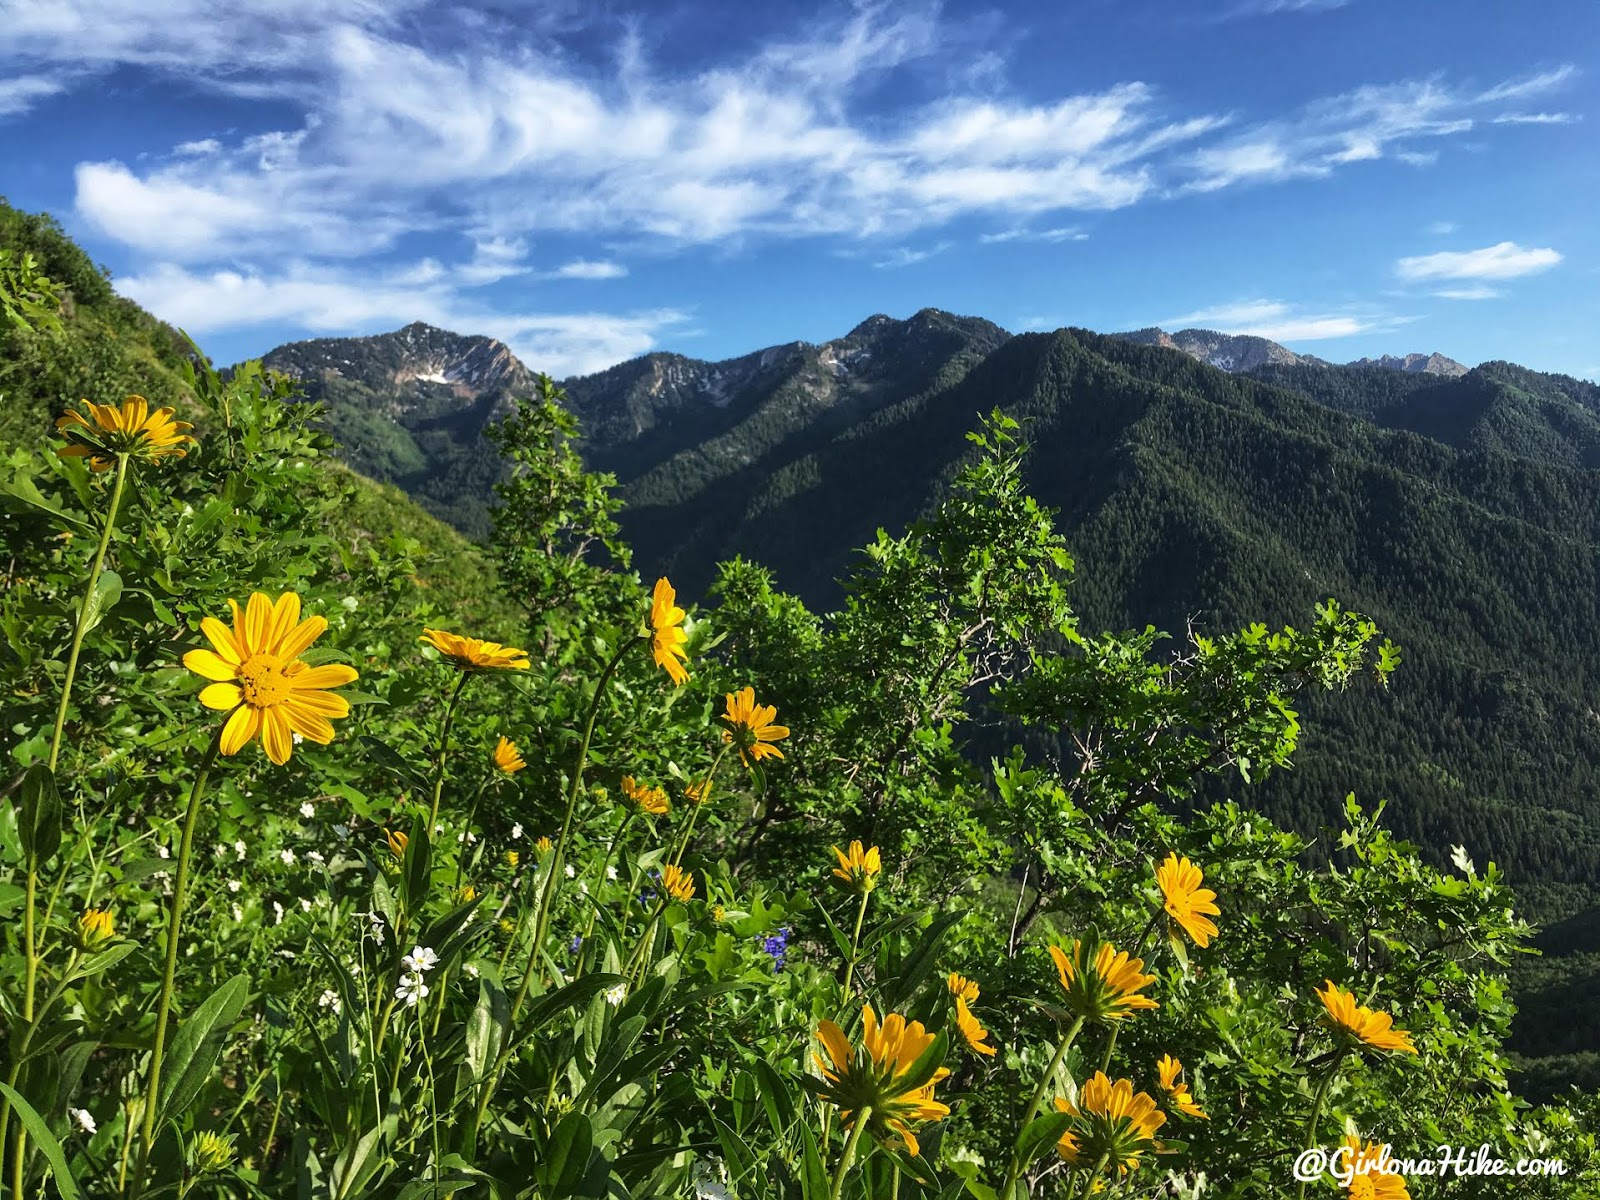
[183,649,238,682]
[198,682,244,711]
[220,705,261,756]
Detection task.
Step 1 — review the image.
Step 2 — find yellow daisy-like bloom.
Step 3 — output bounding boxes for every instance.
[721,687,789,766]
[456,884,478,903]
[535,836,553,856]
[192,1130,236,1174]
[684,779,712,806]
[649,577,690,686]
[55,395,194,470]
[183,591,358,766]
[419,628,530,672]
[1049,937,1160,1024]
[386,829,409,859]
[947,972,979,1004]
[621,775,671,816]
[1053,1073,1166,1176]
[954,995,997,1057]
[660,863,696,903]
[505,849,520,869]
[76,908,116,951]
[813,1005,951,1157]
[1316,981,1418,1055]
[831,840,882,893]
[1155,1055,1207,1119]
[1342,1137,1410,1199]
[1154,853,1220,948]
[492,736,526,774]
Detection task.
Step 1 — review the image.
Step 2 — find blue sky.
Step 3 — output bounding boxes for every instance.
[1,0,1594,378]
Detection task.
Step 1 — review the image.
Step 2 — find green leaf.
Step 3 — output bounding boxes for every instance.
[80,569,122,636]
[465,978,508,1083]
[403,812,432,913]
[1013,1112,1073,1170]
[883,910,966,1009]
[157,972,250,1127]
[19,763,61,863]
[798,1123,831,1200]
[0,1081,82,1200]
[538,1111,594,1198]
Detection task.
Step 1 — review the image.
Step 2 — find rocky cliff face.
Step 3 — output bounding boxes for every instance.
[1113,327,1468,377]
[1348,352,1469,378]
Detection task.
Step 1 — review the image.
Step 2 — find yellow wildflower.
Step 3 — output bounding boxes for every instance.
[1049,936,1159,1024]
[56,395,194,470]
[1156,1055,1207,1119]
[649,577,690,686]
[1155,853,1220,948]
[621,775,671,816]
[954,995,997,1057]
[1341,1136,1410,1199]
[830,840,882,893]
[721,687,789,766]
[385,829,409,859]
[660,863,696,903]
[183,591,358,765]
[419,628,529,672]
[492,736,526,774]
[947,972,979,1003]
[1316,981,1418,1055]
[813,1005,951,1156]
[76,908,115,951]
[1053,1072,1165,1176]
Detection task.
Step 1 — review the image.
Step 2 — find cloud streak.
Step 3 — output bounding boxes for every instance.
[1396,242,1562,282]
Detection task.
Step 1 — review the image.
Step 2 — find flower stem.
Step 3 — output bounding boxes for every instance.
[1000,1015,1086,1200]
[1098,1025,1119,1074]
[135,724,225,1181]
[829,1108,871,1200]
[669,745,730,870]
[465,635,637,1152]
[1295,1057,1341,1200]
[48,451,131,774]
[426,672,471,835]
[840,888,872,999]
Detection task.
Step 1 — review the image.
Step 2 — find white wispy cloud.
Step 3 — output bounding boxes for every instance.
[1396,241,1562,282]
[1491,111,1579,125]
[0,72,66,117]
[173,137,223,156]
[549,259,628,280]
[872,242,954,269]
[979,226,1088,244]
[1157,298,1396,341]
[115,260,686,376]
[1426,221,1458,235]
[1432,285,1500,301]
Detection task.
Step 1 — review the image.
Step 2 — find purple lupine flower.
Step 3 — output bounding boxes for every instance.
[760,927,790,971]
[570,934,583,953]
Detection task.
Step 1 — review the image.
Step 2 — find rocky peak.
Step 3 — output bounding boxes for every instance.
[263,323,535,400]
[1348,352,1468,378]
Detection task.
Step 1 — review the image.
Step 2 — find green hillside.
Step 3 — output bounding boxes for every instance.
[0,199,515,632]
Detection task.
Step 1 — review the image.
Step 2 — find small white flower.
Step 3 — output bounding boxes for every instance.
[292,732,304,745]
[341,596,360,611]
[69,1108,96,1135]
[276,949,297,959]
[395,974,429,1007]
[230,903,244,922]
[318,988,342,1014]
[307,850,326,865]
[605,983,627,1006]
[157,845,170,859]
[234,840,247,861]
[463,963,480,978]
[227,879,242,893]
[213,843,228,860]
[402,945,439,974]
[299,802,316,819]
[511,823,524,840]
[367,912,386,944]
[300,898,313,913]
[332,824,351,841]
[466,831,478,845]
[434,823,444,836]
[272,901,285,925]
[152,869,171,884]
[606,866,619,881]
[564,864,576,879]
[579,882,589,895]
[279,849,297,866]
